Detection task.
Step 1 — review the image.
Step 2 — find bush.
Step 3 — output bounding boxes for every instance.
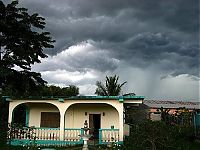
[122,120,196,150]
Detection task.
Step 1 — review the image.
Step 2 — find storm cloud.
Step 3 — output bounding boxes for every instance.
[6,0,199,100]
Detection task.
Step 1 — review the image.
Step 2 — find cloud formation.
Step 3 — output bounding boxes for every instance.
[8,0,199,100]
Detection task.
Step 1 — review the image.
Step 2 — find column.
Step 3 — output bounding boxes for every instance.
[59,110,65,141]
[8,103,15,124]
[118,104,124,142]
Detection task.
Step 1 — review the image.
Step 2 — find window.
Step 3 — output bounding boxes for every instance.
[40,112,60,128]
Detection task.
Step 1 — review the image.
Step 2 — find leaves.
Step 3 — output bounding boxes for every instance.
[95,75,127,96]
[0,0,54,70]
[0,0,55,96]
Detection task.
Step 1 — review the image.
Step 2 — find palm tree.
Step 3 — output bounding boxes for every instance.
[95,75,127,96]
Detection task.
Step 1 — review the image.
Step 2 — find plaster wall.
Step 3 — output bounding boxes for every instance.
[65,104,119,129]
[28,103,59,127]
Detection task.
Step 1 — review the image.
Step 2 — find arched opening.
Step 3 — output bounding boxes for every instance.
[12,102,60,128]
[65,103,119,139]
[11,102,61,142]
[12,103,28,126]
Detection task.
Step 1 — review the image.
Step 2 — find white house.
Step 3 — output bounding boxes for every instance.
[6,95,144,146]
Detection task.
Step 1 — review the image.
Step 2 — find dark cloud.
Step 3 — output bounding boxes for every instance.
[93,32,199,77]
[2,0,199,98]
[17,0,198,49]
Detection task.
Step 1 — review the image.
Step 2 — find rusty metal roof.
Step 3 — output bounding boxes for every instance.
[143,100,200,109]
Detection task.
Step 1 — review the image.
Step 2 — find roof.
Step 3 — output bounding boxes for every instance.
[2,95,145,102]
[144,100,200,109]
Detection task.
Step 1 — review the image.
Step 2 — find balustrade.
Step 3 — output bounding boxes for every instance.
[34,128,60,140]
[64,128,83,142]
[99,129,119,144]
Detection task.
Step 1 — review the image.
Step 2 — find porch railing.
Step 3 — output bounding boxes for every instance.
[34,127,60,140]
[99,128,119,144]
[8,127,83,146]
[9,127,120,146]
[64,128,83,143]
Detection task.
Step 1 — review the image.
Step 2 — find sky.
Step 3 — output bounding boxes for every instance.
[5,0,199,101]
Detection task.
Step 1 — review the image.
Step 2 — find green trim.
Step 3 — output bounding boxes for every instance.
[99,129,102,144]
[35,127,60,130]
[4,95,145,101]
[9,139,83,146]
[99,141,123,145]
[99,128,119,131]
[118,96,124,103]
[25,106,29,127]
[2,96,12,101]
[99,129,120,145]
[58,98,64,102]
[64,128,83,130]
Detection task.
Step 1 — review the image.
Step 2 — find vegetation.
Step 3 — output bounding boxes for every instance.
[38,85,79,97]
[0,0,55,96]
[122,120,198,150]
[95,75,127,96]
[2,84,79,98]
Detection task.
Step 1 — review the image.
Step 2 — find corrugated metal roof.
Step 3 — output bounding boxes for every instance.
[144,100,200,109]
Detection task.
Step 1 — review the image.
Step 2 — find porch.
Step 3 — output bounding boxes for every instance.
[7,96,144,146]
[8,127,120,146]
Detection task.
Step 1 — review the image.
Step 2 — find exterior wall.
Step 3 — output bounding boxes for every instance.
[28,103,59,127]
[8,99,128,141]
[65,104,119,129]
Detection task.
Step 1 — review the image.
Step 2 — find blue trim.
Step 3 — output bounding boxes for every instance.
[5,95,145,100]
[25,106,29,127]
[35,127,60,130]
[99,141,123,145]
[99,129,120,145]
[99,129,102,144]
[118,96,124,103]
[99,128,119,131]
[9,139,83,146]
[58,98,64,102]
[64,128,83,130]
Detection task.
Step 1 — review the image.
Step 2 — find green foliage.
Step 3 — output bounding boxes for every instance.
[2,70,46,97]
[0,0,54,96]
[157,107,194,127]
[95,75,127,96]
[41,85,79,97]
[122,120,197,150]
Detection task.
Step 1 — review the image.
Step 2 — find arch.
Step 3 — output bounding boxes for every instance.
[11,101,60,114]
[12,103,28,126]
[10,101,61,128]
[64,103,120,129]
[63,101,121,116]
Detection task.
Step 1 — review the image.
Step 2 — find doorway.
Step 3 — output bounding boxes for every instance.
[89,114,101,139]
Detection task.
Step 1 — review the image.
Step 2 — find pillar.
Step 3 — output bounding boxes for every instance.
[118,103,124,142]
[59,110,65,141]
[8,103,15,124]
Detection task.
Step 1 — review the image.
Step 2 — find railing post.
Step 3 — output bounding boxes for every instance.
[60,112,65,141]
[99,129,102,144]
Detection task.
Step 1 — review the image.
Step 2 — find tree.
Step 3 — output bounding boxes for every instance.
[95,75,127,96]
[0,1,54,145]
[38,85,79,97]
[61,85,79,97]
[0,0,55,96]
[157,107,171,125]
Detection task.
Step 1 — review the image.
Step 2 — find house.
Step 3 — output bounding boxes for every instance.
[6,95,144,146]
[143,100,200,122]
